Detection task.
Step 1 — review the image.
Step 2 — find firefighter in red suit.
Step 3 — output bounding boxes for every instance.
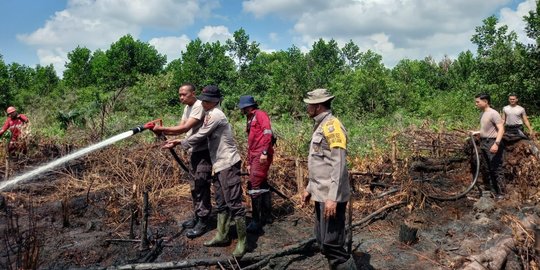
[238,95,275,234]
[0,106,29,154]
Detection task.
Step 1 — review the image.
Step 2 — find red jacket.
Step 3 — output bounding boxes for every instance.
[0,114,29,142]
[246,109,274,160]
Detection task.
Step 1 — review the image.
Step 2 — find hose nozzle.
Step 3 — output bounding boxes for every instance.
[131,119,162,134]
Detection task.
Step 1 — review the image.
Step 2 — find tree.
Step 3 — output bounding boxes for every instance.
[179,39,235,89]
[64,46,94,88]
[225,28,260,71]
[0,55,11,109]
[522,1,540,111]
[262,46,309,118]
[341,40,360,69]
[32,64,59,96]
[471,15,524,106]
[103,34,166,90]
[307,39,345,88]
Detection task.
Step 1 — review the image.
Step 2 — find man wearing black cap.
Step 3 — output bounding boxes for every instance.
[301,89,356,270]
[163,85,247,257]
[238,95,274,234]
[152,83,212,239]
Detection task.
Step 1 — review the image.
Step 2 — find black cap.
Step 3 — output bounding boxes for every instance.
[198,85,223,102]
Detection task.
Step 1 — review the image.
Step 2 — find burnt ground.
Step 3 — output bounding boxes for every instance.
[0,135,540,269]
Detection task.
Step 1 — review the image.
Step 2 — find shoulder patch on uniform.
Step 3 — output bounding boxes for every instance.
[322,118,346,149]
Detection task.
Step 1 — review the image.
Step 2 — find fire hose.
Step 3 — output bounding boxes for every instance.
[426,133,480,201]
[133,119,194,179]
[135,120,289,201]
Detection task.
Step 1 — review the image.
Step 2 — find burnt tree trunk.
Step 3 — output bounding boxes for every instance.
[140,191,150,250]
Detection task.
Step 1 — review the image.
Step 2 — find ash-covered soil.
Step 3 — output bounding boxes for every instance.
[1,137,539,269]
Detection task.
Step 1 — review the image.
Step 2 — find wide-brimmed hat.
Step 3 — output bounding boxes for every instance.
[303,88,335,104]
[238,95,257,109]
[198,85,223,102]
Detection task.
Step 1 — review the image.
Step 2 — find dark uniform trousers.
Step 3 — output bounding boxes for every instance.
[480,138,504,194]
[314,201,349,268]
[190,149,213,218]
[214,161,246,218]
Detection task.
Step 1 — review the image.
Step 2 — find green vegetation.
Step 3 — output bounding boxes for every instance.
[1,4,540,157]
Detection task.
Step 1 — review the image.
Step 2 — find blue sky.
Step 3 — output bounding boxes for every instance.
[0,0,537,75]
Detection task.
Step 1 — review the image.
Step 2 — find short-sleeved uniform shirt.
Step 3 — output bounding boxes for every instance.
[182,100,207,152]
[181,105,241,173]
[503,105,526,126]
[480,107,503,139]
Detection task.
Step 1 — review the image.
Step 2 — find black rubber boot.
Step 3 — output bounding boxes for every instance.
[261,191,273,224]
[185,217,209,239]
[247,196,262,234]
[181,215,198,229]
[333,257,357,270]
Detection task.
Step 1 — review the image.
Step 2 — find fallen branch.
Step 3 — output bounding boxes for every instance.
[351,200,408,229]
[97,238,317,270]
[462,237,515,270]
[105,239,141,243]
[350,171,392,177]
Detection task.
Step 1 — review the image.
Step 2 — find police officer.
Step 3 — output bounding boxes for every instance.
[502,93,534,140]
[163,85,247,257]
[301,89,356,270]
[473,93,505,198]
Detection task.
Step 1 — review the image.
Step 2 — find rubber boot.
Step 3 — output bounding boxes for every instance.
[261,191,273,224]
[204,213,230,246]
[247,196,262,234]
[181,215,198,229]
[334,257,357,270]
[232,217,247,258]
[186,217,209,239]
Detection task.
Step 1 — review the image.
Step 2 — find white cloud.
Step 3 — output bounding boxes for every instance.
[198,25,233,43]
[499,0,537,44]
[268,32,279,43]
[16,0,218,74]
[243,0,522,66]
[36,48,68,74]
[149,35,191,63]
[243,0,331,19]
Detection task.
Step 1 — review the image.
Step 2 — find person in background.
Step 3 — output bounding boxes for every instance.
[472,93,505,199]
[301,89,356,270]
[238,95,274,234]
[0,106,29,154]
[152,83,212,239]
[502,93,534,141]
[163,85,248,258]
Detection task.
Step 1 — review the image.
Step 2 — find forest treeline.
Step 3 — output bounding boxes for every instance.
[0,5,539,155]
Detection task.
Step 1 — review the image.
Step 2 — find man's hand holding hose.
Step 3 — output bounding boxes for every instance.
[161,138,182,149]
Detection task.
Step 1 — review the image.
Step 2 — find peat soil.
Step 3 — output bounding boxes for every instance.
[0,139,538,269]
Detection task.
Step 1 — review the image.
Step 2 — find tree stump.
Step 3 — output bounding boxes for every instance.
[140,191,150,250]
[61,198,70,227]
[399,224,418,245]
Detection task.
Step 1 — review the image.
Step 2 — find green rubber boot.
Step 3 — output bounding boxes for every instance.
[232,217,247,258]
[204,212,230,246]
